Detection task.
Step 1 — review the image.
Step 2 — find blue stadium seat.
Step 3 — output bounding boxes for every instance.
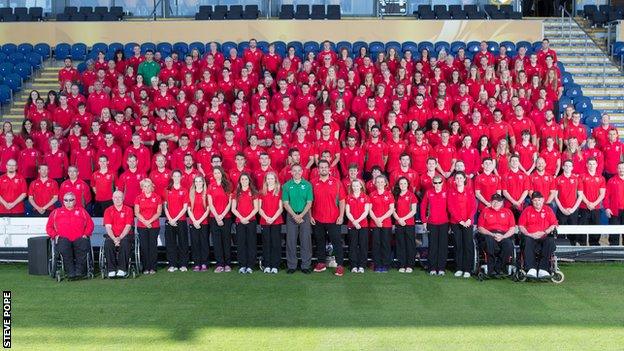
[434,41,450,54]
[303,41,320,54]
[574,97,592,113]
[385,41,401,53]
[0,84,11,105]
[584,110,602,129]
[238,41,250,54]
[173,42,189,56]
[189,42,205,55]
[516,41,531,51]
[285,41,302,56]
[499,41,515,52]
[27,53,43,69]
[353,41,368,55]
[418,41,434,53]
[532,41,542,52]
[17,43,33,55]
[34,43,51,59]
[108,42,123,53]
[0,52,6,62]
[272,41,286,56]
[8,53,25,65]
[2,43,17,55]
[336,41,352,54]
[71,43,87,60]
[369,41,384,54]
[55,43,71,60]
[13,62,31,80]
[466,41,480,53]
[4,73,22,92]
[558,96,572,113]
[220,41,236,55]
[77,62,87,73]
[487,41,499,52]
[257,41,270,54]
[156,42,172,56]
[612,41,624,58]
[561,72,574,85]
[91,42,108,55]
[141,42,156,54]
[564,83,582,99]
[557,61,565,73]
[0,62,13,76]
[401,41,417,54]
[124,42,139,57]
[450,41,466,54]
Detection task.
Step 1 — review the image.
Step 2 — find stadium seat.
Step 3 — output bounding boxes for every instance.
[257,41,269,53]
[450,41,466,54]
[0,84,11,105]
[353,41,368,55]
[173,42,189,56]
[583,4,597,18]
[369,41,384,54]
[195,5,212,20]
[227,5,243,20]
[92,43,108,54]
[8,52,25,65]
[14,7,31,21]
[212,5,227,20]
[2,43,16,55]
[189,42,204,55]
[108,42,123,53]
[156,42,172,56]
[86,13,102,21]
[561,72,574,85]
[295,5,310,19]
[77,62,87,73]
[451,9,467,19]
[326,5,341,19]
[0,62,13,76]
[434,42,450,54]
[17,43,33,55]
[401,41,417,54]
[33,43,50,59]
[109,6,123,20]
[238,41,250,53]
[417,5,435,19]
[279,5,294,19]
[499,41,516,52]
[243,5,259,19]
[4,73,22,92]
[13,62,31,80]
[141,42,156,54]
[27,52,43,69]
[336,41,352,54]
[466,41,480,53]
[303,41,320,54]
[0,7,16,22]
[221,41,237,55]
[574,97,593,113]
[385,41,401,53]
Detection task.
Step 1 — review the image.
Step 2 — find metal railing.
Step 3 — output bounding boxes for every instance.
[560,6,574,46]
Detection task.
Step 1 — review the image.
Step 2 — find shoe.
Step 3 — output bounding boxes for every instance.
[437,270,445,276]
[214,266,224,273]
[286,269,296,274]
[351,267,358,273]
[538,269,551,278]
[271,268,278,274]
[116,270,126,277]
[143,271,150,275]
[239,267,247,274]
[301,268,312,274]
[398,268,406,273]
[463,272,471,278]
[200,265,208,272]
[246,268,253,274]
[167,266,177,273]
[149,270,156,274]
[224,265,232,272]
[264,267,271,274]
[313,263,327,272]
[429,270,437,276]
[405,267,413,273]
[526,268,537,278]
[454,270,463,277]
[179,267,188,272]
[334,266,344,277]
[108,271,116,278]
[192,265,201,272]
[358,267,364,273]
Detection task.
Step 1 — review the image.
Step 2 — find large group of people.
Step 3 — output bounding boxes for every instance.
[0,37,620,279]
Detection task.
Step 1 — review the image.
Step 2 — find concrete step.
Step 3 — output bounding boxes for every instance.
[564,66,620,74]
[548,38,594,45]
[581,88,624,97]
[559,55,611,63]
[544,30,586,36]
[574,76,624,84]
[550,46,603,53]
[589,100,624,109]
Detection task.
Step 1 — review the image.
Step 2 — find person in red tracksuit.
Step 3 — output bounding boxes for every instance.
[392,177,418,273]
[518,191,558,279]
[46,191,94,279]
[448,171,477,278]
[134,178,162,275]
[477,194,516,276]
[420,175,450,276]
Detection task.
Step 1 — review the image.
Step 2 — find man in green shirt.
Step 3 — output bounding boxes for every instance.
[137,50,160,84]
[282,164,313,274]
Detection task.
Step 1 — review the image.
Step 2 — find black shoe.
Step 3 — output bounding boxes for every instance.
[301,268,312,274]
[286,269,296,274]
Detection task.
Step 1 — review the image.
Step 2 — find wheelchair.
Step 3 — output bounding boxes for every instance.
[98,233,141,279]
[475,235,517,281]
[512,233,565,284]
[48,237,95,282]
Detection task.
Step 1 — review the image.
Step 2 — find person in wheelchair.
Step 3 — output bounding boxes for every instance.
[46,192,95,280]
[103,191,134,278]
[518,191,558,279]
[477,194,516,277]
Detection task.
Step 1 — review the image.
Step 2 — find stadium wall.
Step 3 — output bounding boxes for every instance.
[0,19,543,45]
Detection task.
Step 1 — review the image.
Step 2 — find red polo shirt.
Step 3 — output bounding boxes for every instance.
[363,139,387,172]
[149,168,172,200]
[369,190,394,227]
[478,207,515,232]
[475,172,501,210]
[207,183,231,218]
[46,206,94,241]
[233,188,256,222]
[311,176,345,223]
[346,193,370,228]
[165,186,188,220]
[433,142,456,173]
[519,205,557,237]
[28,177,58,208]
[259,190,284,225]
[189,190,208,224]
[117,170,146,207]
[103,205,134,236]
[555,174,581,208]
[134,192,162,228]
[395,191,418,225]
[420,190,449,225]
[530,172,555,200]
[579,173,606,209]
[91,170,116,202]
[502,170,530,207]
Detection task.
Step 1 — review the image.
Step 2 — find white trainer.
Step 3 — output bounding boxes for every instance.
[116,270,126,277]
[454,270,463,277]
[526,268,537,278]
[405,267,413,273]
[463,272,471,278]
[179,266,188,272]
[438,270,445,276]
[538,269,551,278]
[263,267,271,274]
[358,267,364,273]
[270,268,278,274]
[239,267,246,274]
[246,268,253,274]
[107,271,116,278]
[398,268,406,273]
[351,267,358,273]
[167,266,177,273]
[429,270,437,276]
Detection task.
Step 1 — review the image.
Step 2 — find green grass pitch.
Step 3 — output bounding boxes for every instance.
[2,262,624,350]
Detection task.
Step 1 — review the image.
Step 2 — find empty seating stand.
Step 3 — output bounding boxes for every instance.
[56,6,123,21]
[0,7,44,21]
[279,4,340,20]
[194,5,258,20]
[584,5,624,27]
[417,5,521,20]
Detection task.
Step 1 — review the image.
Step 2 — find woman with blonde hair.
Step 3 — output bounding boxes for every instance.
[134,178,162,275]
[232,173,259,274]
[188,175,210,272]
[258,172,284,274]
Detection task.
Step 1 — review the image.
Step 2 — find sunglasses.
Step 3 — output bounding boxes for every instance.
[63,199,75,202]
[433,182,442,185]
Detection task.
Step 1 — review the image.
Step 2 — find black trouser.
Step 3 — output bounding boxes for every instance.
[313,222,344,266]
[211,217,232,267]
[608,210,624,246]
[189,223,208,266]
[428,223,449,271]
[348,227,369,268]
[395,225,416,268]
[236,221,257,268]
[479,233,514,274]
[30,210,52,217]
[523,236,555,271]
[262,224,282,269]
[371,227,392,268]
[165,221,189,267]
[56,236,90,277]
[138,227,159,271]
[579,208,601,246]
[93,200,113,217]
[104,234,134,272]
[451,224,474,273]
[557,209,580,245]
